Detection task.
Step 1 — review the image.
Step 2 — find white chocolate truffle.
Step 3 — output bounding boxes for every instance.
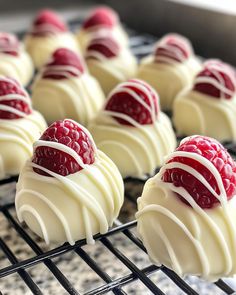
[77,6,128,53]
[24,10,79,69]
[173,59,236,142]
[89,79,176,179]
[15,119,124,245]
[0,33,33,86]
[0,77,47,180]
[137,135,236,281]
[137,33,201,111]
[32,48,105,126]
[85,35,137,95]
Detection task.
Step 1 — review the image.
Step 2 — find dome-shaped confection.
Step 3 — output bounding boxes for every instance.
[137,33,201,111]
[15,119,124,245]
[137,135,236,281]
[24,9,79,69]
[89,79,176,179]
[85,34,137,95]
[0,33,33,86]
[77,6,129,53]
[173,59,236,141]
[0,77,46,180]
[32,48,105,125]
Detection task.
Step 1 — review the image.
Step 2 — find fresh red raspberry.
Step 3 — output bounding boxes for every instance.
[105,79,159,126]
[86,35,120,59]
[0,77,32,119]
[32,119,96,177]
[31,9,67,36]
[193,60,236,99]
[162,136,236,209]
[82,7,117,30]
[42,48,85,79]
[0,33,19,56]
[154,33,192,63]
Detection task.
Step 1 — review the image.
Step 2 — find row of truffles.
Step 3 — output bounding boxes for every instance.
[0,74,176,181]
[1,6,236,143]
[8,75,236,281]
[1,5,236,283]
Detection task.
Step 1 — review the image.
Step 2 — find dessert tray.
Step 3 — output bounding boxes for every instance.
[0,18,236,295]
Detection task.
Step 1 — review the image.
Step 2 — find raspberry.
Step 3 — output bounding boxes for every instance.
[105,79,159,126]
[42,48,85,79]
[31,9,67,36]
[193,59,236,99]
[154,33,192,63]
[86,35,120,60]
[82,7,117,30]
[32,119,95,177]
[0,33,19,56]
[162,136,236,209]
[0,77,32,119]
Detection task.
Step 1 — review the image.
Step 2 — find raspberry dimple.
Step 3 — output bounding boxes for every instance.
[0,33,19,56]
[32,9,67,35]
[155,33,191,63]
[105,79,159,126]
[86,35,120,59]
[82,7,117,29]
[42,48,85,79]
[162,136,236,209]
[193,60,236,99]
[0,78,32,119]
[32,119,95,177]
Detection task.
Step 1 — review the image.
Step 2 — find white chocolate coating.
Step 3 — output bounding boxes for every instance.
[137,55,201,111]
[77,25,128,53]
[136,145,236,281]
[15,122,124,245]
[173,90,236,142]
[0,45,33,86]
[24,33,79,69]
[32,73,105,126]
[0,111,47,180]
[86,49,137,96]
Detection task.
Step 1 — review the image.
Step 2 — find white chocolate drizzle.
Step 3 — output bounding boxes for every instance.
[29,24,65,36]
[41,65,83,79]
[107,80,159,124]
[0,77,32,118]
[194,62,236,99]
[85,37,120,61]
[154,34,192,64]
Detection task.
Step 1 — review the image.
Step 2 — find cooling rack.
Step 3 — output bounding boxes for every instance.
[0,18,236,295]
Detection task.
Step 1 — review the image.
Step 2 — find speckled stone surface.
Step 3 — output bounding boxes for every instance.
[0,183,232,294]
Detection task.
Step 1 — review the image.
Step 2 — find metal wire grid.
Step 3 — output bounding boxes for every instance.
[0,18,235,295]
[0,186,235,295]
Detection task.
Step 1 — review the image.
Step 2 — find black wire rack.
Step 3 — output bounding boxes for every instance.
[0,18,236,295]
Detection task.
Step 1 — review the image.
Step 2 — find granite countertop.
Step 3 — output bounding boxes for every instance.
[0,183,231,295]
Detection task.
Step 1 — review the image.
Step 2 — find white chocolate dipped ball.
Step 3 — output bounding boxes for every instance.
[77,6,129,53]
[89,79,176,179]
[85,34,137,96]
[32,48,105,126]
[0,77,46,180]
[24,9,79,69]
[15,119,124,245]
[173,59,236,142]
[0,33,33,86]
[137,135,236,281]
[137,33,201,111]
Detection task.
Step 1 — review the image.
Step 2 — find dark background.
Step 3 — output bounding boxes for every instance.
[0,0,235,65]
